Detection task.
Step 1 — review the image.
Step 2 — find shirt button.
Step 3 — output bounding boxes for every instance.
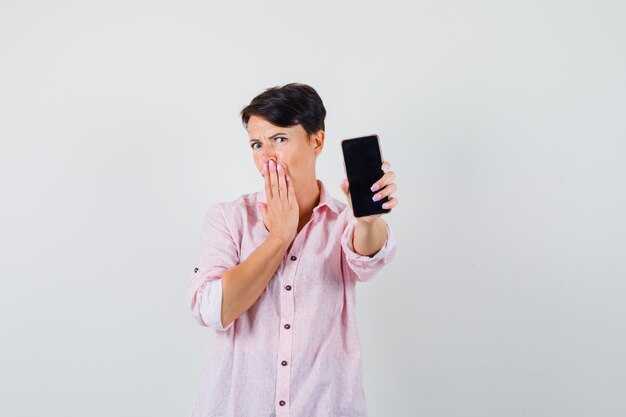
[281,360,288,366]
[193,267,198,273]
[284,323,290,329]
[279,400,286,406]
[285,285,292,291]
[290,255,297,261]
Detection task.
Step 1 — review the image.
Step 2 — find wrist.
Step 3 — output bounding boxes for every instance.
[356,216,383,228]
[268,234,293,252]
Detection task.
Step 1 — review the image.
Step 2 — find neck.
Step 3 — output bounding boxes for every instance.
[295,178,320,220]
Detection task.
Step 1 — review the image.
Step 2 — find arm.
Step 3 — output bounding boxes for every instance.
[352,217,388,257]
[189,158,298,329]
[220,235,289,328]
[341,214,397,283]
[187,203,290,330]
[339,160,398,259]
[221,158,297,327]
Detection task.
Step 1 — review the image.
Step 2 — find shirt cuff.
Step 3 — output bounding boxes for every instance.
[199,279,233,331]
[342,218,396,263]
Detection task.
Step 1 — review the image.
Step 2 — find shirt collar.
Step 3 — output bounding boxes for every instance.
[256,178,342,216]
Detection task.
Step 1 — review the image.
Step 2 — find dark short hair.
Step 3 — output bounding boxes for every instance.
[240,83,326,138]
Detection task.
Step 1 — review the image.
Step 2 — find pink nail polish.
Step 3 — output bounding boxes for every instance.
[371,183,379,192]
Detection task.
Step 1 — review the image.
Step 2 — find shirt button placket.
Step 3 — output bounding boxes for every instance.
[275,252,298,417]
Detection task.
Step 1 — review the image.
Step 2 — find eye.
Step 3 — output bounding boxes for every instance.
[275,136,287,143]
[251,142,261,150]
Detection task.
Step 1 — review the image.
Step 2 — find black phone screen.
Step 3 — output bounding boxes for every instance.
[341,135,390,218]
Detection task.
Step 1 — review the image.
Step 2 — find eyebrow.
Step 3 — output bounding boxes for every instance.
[249,133,288,142]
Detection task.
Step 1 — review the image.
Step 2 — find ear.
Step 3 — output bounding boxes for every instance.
[311,130,325,156]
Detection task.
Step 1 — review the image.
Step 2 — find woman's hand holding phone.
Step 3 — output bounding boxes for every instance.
[340,160,398,224]
[259,159,299,246]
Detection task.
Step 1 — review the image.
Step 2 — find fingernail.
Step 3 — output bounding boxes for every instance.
[372,193,381,202]
[286,174,290,181]
[382,202,389,209]
[263,162,268,171]
[277,164,282,172]
[371,183,379,192]
[269,159,275,167]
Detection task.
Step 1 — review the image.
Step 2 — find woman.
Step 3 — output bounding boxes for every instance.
[187,83,399,417]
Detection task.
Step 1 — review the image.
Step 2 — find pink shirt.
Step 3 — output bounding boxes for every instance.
[187,178,397,417]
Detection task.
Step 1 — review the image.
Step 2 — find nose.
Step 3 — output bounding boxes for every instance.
[262,154,277,164]
[260,154,274,176]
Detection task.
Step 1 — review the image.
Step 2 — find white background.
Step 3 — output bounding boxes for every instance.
[1,1,625,416]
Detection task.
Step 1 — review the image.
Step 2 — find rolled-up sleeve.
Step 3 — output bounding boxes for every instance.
[341,218,397,283]
[199,279,234,331]
[186,203,239,330]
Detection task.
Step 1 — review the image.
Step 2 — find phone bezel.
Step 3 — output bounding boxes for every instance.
[340,134,389,217]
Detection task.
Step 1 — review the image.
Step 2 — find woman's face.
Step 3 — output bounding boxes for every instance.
[247,115,324,184]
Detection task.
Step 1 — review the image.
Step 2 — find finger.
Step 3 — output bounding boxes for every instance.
[381,196,398,210]
[259,202,270,231]
[286,172,296,204]
[371,170,396,192]
[263,161,272,199]
[340,178,350,196]
[381,161,391,173]
[372,182,398,202]
[268,159,279,199]
[339,179,353,209]
[277,162,286,200]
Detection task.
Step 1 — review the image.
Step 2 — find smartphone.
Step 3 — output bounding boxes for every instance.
[341,134,390,217]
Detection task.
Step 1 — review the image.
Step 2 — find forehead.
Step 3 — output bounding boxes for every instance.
[247,115,303,139]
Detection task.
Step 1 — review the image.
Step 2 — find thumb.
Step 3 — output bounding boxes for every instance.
[259,202,270,232]
[339,178,350,197]
[259,202,268,219]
